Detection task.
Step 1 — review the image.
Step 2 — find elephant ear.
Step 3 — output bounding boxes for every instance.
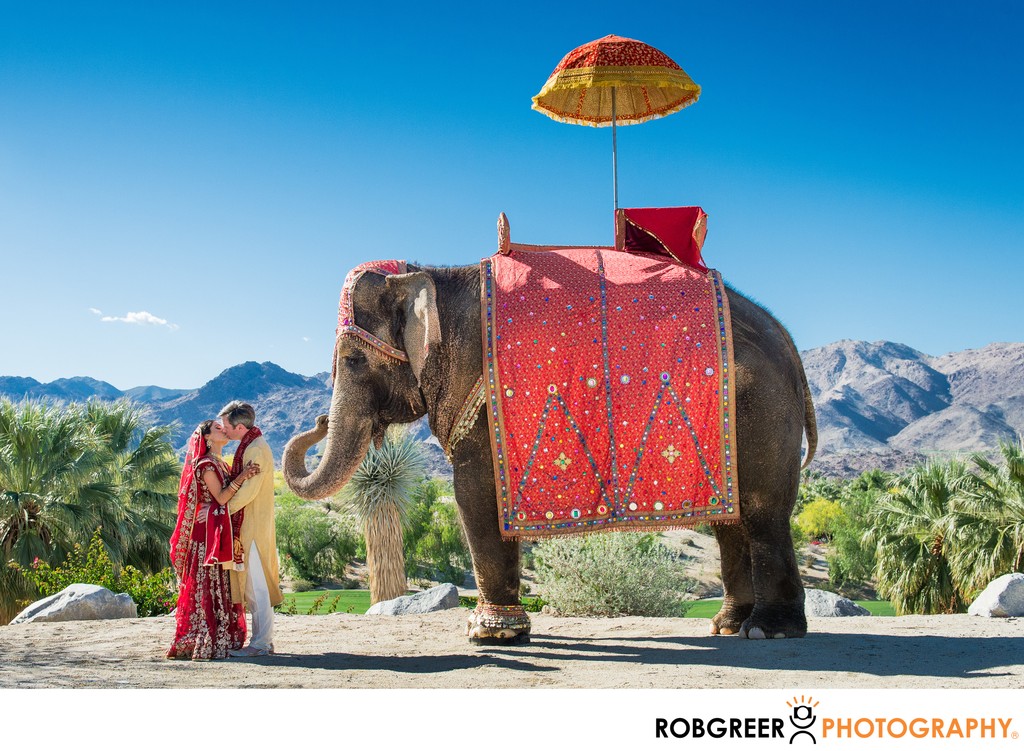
[386,271,440,385]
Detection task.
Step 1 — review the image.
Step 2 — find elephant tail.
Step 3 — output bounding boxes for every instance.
[774,309,818,469]
[800,362,818,469]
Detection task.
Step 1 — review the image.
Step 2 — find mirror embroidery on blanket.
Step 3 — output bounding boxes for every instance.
[483,246,739,539]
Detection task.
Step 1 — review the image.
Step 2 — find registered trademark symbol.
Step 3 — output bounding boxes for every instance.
[1012,731,1019,740]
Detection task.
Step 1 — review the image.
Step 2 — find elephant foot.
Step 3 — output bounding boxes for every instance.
[738,603,807,640]
[468,631,531,646]
[466,602,531,646]
[709,600,754,636]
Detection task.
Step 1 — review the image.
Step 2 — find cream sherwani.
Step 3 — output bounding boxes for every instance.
[227,435,283,607]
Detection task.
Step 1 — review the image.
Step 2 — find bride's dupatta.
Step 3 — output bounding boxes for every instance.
[169,429,207,582]
[201,457,235,568]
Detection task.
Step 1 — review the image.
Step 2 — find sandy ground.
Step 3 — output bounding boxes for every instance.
[3,531,1019,690]
[1,610,1021,689]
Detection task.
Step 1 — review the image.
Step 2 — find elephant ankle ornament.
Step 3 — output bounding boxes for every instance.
[284,207,817,645]
[467,602,532,644]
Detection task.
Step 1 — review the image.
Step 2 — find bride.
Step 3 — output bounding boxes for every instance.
[167,419,260,660]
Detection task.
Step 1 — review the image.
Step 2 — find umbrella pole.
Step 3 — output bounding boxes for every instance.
[611,86,618,213]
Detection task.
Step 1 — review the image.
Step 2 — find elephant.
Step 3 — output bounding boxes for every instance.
[283,256,817,644]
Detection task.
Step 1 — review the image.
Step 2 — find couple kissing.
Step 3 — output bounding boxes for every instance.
[167,400,283,660]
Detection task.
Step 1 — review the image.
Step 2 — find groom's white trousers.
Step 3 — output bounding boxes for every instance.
[244,542,275,650]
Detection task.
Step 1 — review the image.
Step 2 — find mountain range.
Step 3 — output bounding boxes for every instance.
[801,340,1024,476]
[3,339,1022,478]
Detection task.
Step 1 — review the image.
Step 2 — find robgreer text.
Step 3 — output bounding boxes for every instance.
[656,717,785,739]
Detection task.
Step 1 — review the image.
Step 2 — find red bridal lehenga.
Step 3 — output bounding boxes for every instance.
[167,430,246,660]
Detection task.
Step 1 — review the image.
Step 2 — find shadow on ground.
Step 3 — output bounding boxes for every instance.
[271,631,1018,681]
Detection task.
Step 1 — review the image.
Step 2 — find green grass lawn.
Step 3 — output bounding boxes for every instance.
[683,599,896,618]
[855,600,896,616]
[277,590,373,614]
[278,590,897,618]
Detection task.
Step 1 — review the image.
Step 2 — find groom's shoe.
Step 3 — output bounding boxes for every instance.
[229,645,272,657]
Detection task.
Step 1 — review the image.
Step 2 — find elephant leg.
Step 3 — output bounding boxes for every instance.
[452,436,530,645]
[710,523,754,636]
[738,495,807,639]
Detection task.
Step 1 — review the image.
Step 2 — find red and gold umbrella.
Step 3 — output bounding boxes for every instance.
[532,34,700,209]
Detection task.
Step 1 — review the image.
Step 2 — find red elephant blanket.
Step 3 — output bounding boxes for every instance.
[481,247,739,539]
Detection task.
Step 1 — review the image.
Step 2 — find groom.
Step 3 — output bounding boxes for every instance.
[219,400,282,657]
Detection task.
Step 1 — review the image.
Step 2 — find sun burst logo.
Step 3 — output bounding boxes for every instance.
[787,696,819,744]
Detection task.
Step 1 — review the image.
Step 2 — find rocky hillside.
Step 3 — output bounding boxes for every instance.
[3,340,1022,479]
[803,340,1024,476]
[147,361,334,460]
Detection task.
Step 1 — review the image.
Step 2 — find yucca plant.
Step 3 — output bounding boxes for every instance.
[338,426,426,603]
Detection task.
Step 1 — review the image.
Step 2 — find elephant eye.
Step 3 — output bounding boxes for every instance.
[344,351,367,368]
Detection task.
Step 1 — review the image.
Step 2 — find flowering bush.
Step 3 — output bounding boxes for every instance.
[16,530,177,617]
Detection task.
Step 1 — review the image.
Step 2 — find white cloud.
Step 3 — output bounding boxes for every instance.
[95,309,180,331]
[302,336,310,342]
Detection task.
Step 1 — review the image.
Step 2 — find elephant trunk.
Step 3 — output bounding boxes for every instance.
[282,385,374,501]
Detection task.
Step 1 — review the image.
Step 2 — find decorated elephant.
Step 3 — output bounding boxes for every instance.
[284,210,817,644]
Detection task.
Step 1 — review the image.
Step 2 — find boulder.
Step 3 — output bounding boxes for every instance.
[968,573,1024,617]
[10,584,138,625]
[366,583,460,616]
[804,588,870,617]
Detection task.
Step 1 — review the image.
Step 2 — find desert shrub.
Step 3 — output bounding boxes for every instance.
[532,532,694,616]
[408,502,470,585]
[276,493,360,584]
[115,566,178,617]
[520,543,537,570]
[825,473,886,591]
[402,479,444,559]
[15,529,177,617]
[403,479,470,585]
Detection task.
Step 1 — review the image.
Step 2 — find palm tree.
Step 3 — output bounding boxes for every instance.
[339,427,425,603]
[0,399,180,623]
[0,399,116,622]
[949,440,1024,594]
[867,461,970,615]
[83,400,180,572]
[0,400,116,561]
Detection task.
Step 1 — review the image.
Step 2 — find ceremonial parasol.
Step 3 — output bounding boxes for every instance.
[532,34,701,211]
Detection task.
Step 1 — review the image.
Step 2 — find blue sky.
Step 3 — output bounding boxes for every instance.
[1,1,1021,389]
